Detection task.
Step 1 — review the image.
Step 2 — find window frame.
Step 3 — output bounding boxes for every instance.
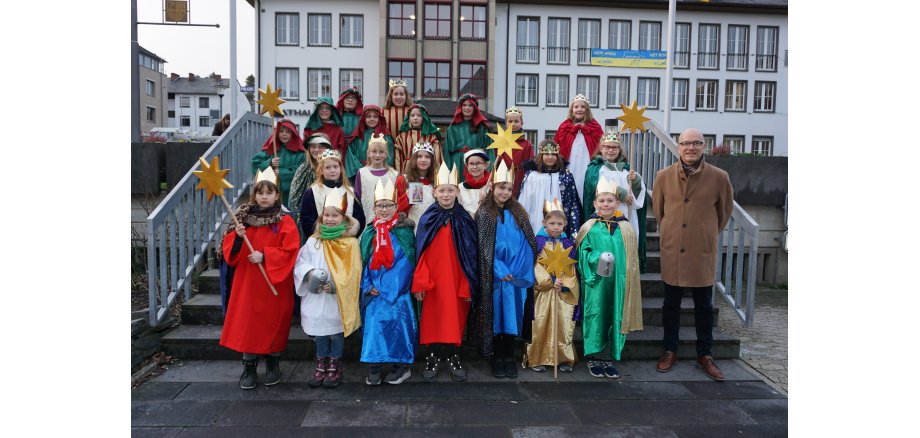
[576,75,600,108]
[424,2,452,40]
[545,74,570,107]
[199,97,209,108]
[606,76,630,109]
[756,26,779,72]
[387,58,416,97]
[199,116,211,127]
[387,1,416,38]
[146,106,156,122]
[754,81,777,113]
[703,134,716,154]
[423,59,451,98]
[695,79,718,112]
[276,67,300,100]
[577,19,601,66]
[339,69,364,93]
[723,135,745,154]
[459,4,487,41]
[515,73,539,106]
[671,78,689,110]
[637,77,660,110]
[752,136,774,156]
[145,79,156,97]
[724,80,747,112]
[673,22,691,69]
[544,130,557,141]
[458,62,487,97]
[697,23,721,70]
[307,13,332,47]
[179,96,190,108]
[726,24,749,71]
[639,21,661,51]
[608,19,631,50]
[307,68,332,101]
[180,115,191,127]
[516,16,540,63]
[547,17,571,65]
[275,12,300,46]
[340,14,364,48]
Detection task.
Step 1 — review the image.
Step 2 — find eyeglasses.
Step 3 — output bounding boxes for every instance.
[678,141,704,148]
[467,162,486,167]
[374,204,397,211]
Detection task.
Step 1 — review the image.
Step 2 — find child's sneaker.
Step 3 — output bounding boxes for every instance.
[587,360,605,378]
[323,357,343,388]
[366,365,382,386]
[422,353,441,382]
[530,365,547,373]
[447,354,467,382]
[239,358,258,390]
[559,363,574,373]
[263,355,281,386]
[386,364,411,385]
[603,361,620,379]
[308,356,327,388]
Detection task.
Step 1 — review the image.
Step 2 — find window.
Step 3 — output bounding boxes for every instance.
[340,69,363,93]
[180,116,190,127]
[308,14,331,46]
[695,79,718,111]
[145,80,155,97]
[723,135,745,154]
[168,110,175,118]
[388,60,416,96]
[608,20,630,50]
[727,25,749,70]
[199,116,210,127]
[423,61,450,97]
[515,74,538,106]
[276,68,300,100]
[460,4,486,40]
[577,19,601,65]
[388,2,416,37]
[459,63,486,97]
[180,96,190,108]
[522,130,538,151]
[756,26,779,71]
[725,80,746,112]
[576,76,600,107]
[307,68,331,100]
[547,18,570,64]
[752,136,773,156]
[637,77,659,109]
[606,76,629,108]
[672,78,689,110]
[341,15,364,47]
[639,21,661,51]
[146,106,156,122]
[544,130,557,140]
[673,23,690,69]
[698,24,720,69]
[276,13,299,46]
[210,110,220,119]
[546,75,569,106]
[754,81,776,113]
[517,17,540,63]
[199,97,209,108]
[703,134,716,154]
[425,3,451,39]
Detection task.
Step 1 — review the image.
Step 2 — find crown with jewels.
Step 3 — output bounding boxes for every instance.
[254,167,279,186]
[435,161,459,187]
[543,197,564,216]
[412,141,435,156]
[538,140,560,155]
[491,160,514,186]
[322,186,349,212]
[368,133,388,148]
[571,94,589,105]
[319,149,342,163]
[601,129,621,144]
[388,79,408,89]
[505,106,523,117]
[374,178,397,203]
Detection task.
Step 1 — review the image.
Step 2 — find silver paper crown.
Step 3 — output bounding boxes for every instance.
[412,141,435,156]
[571,94,589,105]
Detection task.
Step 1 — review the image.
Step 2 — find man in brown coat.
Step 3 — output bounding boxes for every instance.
[652,128,733,381]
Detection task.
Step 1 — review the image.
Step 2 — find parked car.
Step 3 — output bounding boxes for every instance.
[149,127,193,142]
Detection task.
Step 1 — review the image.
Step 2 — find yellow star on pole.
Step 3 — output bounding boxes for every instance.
[537,241,577,278]
[617,100,651,133]
[193,156,234,201]
[486,123,523,159]
[257,83,286,117]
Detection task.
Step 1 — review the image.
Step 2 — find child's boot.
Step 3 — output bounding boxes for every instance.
[323,357,343,388]
[308,356,328,388]
[239,358,259,390]
[263,355,282,386]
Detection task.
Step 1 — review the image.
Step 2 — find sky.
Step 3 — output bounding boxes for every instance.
[138,0,255,85]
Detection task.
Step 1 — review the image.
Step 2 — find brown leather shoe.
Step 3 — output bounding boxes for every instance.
[656,351,678,373]
[696,356,725,381]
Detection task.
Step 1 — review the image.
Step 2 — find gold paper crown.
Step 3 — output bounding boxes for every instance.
[435,161,459,187]
[319,149,342,162]
[388,79,408,89]
[601,129,621,144]
[595,176,623,199]
[543,197,564,216]
[412,141,435,156]
[368,133,388,148]
[505,106,523,117]
[373,179,397,203]
[538,140,559,155]
[255,167,279,186]
[491,160,514,186]
[571,94,589,105]
[323,187,349,212]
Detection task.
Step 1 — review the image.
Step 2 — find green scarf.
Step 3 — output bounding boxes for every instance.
[320,222,348,240]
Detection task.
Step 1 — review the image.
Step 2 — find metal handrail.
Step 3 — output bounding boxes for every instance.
[636,120,760,327]
[146,112,273,326]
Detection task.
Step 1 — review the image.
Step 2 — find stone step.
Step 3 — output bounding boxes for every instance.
[181,294,717,328]
[646,251,660,273]
[646,232,660,252]
[161,324,739,361]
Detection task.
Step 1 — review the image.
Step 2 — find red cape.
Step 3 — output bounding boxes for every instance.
[553,119,603,159]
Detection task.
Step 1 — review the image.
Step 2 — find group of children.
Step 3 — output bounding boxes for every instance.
[221,87,649,390]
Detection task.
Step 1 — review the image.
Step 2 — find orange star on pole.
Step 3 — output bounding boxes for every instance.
[617,100,651,133]
[193,156,234,201]
[537,241,577,278]
[257,83,286,117]
[486,123,523,159]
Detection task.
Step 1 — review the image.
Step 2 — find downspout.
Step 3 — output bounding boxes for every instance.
[505,3,510,114]
[256,0,261,97]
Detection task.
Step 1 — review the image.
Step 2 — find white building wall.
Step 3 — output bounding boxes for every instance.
[166,82,250,135]
[495,4,788,156]
[257,0,381,131]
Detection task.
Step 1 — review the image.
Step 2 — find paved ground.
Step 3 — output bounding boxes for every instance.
[714,287,788,394]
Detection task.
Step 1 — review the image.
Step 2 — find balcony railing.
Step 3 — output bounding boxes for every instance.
[516,45,539,63]
[756,54,777,71]
[547,46,569,64]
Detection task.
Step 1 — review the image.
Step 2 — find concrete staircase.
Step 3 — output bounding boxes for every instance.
[161,215,741,361]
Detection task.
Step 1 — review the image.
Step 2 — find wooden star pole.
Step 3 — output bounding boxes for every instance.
[194,156,278,296]
[257,84,287,165]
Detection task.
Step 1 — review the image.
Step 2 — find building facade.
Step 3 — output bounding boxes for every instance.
[139,46,168,134]
[250,0,786,155]
[166,73,251,135]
